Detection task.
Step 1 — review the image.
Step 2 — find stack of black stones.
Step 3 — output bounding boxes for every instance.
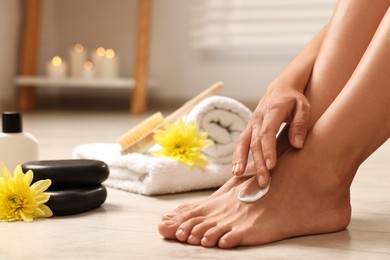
[22,159,109,216]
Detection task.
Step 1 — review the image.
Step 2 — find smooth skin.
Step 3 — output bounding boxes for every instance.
[159,0,390,248]
[232,0,390,188]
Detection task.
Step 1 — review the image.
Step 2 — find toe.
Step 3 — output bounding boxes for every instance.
[158,219,180,239]
[218,230,243,249]
[190,221,216,242]
[159,207,202,240]
[162,202,197,220]
[186,220,217,245]
[187,234,202,245]
[176,217,204,242]
[201,225,231,248]
[174,202,195,213]
[161,212,177,221]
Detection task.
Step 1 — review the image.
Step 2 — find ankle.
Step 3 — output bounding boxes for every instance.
[298,138,356,199]
[303,153,352,227]
[304,124,364,189]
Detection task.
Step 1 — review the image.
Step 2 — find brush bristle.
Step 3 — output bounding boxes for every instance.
[117,112,164,150]
[117,81,224,154]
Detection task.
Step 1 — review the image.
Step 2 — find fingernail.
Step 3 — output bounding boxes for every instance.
[201,237,208,245]
[294,134,304,148]
[177,228,185,235]
[258,174,267,187]
[266,159,273,170]
[232,163,242,175]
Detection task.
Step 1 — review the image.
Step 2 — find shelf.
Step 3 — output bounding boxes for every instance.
[15,76,157,90]
[17,0,153,113]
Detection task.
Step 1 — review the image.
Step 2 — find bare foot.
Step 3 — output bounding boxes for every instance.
[158,144,353,248]
[161,167,254,221]
[162,127,292,222]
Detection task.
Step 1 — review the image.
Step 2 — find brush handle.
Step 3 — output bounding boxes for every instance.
[120,81,224,154]
[165,81,224,123]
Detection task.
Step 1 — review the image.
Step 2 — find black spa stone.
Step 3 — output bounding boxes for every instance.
[46,185,107,216]
[21,159,109,188]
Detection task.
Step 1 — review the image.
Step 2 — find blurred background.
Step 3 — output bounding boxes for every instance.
[0,0,336,113]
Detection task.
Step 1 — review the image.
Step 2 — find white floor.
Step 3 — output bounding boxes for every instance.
[1,111,389,259]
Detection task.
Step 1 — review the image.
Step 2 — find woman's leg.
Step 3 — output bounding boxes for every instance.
[244,0,390,202]
[162,0,389,221]
[277,0,389,154]
[305,0,390,123]
[158,2,390,248]
[161,0,388,222]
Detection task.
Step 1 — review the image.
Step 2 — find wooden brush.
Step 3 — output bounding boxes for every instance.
[117,81,224,154]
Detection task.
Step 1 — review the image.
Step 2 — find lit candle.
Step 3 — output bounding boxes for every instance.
[82,61,94,79]
[46,56,67,78]
[69,43,87,78]
[91,47,106,78]
[101,48,119,78]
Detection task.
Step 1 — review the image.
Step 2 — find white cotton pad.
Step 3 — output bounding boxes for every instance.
[237,177,271,203]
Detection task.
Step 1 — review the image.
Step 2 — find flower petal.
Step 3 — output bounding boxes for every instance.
[31,179,52,194]
[14,174,30,193]
[13,165,24,177]
[0,164,12,179]
[37,204,53,218]
[20,210,33,222]
[34,193,50,204]
[24,170,34,186]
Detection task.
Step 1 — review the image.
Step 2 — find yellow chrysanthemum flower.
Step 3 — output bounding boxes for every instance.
[153,119,212,168]
[0,165,52,222]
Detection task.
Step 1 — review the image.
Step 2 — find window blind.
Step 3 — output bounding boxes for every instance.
[190,0,337,52]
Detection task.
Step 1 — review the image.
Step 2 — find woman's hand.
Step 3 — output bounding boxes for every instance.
[232,80,311,187]
[231,24,328,187]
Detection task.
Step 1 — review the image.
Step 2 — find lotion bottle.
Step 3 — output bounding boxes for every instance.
[0,112,39,172]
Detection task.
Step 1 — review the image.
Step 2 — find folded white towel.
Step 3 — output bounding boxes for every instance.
[185,96,252,164]
[72,96,251,195]
[73,143,231,195]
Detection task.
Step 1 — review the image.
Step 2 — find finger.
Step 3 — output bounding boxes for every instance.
[289,97,311,148]
[250,124,270,188]
[260,103,292,170]
[232,125,251,176]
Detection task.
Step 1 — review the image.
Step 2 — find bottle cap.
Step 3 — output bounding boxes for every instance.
[2,112,22,133]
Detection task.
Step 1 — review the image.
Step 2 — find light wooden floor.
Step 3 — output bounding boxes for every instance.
[1,111,389,259]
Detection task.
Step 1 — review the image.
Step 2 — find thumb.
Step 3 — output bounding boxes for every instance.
[289,98,310,148]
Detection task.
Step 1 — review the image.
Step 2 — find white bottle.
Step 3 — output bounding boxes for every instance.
[0,112,39,172]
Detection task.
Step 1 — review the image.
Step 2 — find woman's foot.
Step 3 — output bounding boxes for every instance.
[158,142,353,248]
[161,168,254,221]
[158,3,390,249]
[162,126,293,222]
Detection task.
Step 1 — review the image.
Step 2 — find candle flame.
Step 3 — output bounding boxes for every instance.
[105,49,115,59]
[52,56,62,66]
[84,61,93,70]
[74,43,84,53]
[96,47,106,57]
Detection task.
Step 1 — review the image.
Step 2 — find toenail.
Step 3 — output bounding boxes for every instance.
[201,237,208,245]
[177,228,185,235]
[219,238,227,248]
[188,235,196,242]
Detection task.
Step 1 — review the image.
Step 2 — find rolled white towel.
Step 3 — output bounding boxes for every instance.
[185,96,252,164]
[73,143,231,195]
